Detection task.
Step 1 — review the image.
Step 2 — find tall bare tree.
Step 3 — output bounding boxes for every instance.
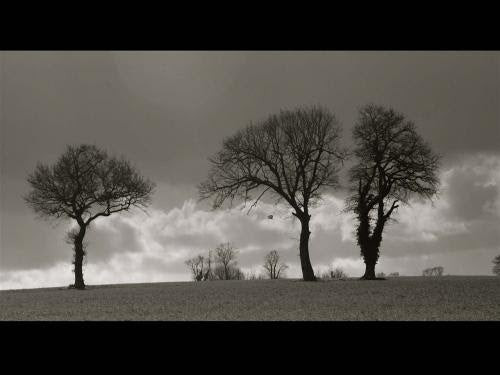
[214,242,238,280]
[199,106,346,281]
[346,105,440,280]
[25,144,155,289]
[263,250,288,279]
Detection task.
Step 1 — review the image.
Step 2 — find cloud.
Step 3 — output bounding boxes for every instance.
[1,153,499,289]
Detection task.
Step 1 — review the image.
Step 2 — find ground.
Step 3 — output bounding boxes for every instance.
[0,276,499,320]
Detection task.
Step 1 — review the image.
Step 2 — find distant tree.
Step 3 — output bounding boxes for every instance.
[214,242,239,280]
[493,255,500,276]
[329,267,348,280]
[262,250,289,279]
[346,105,440,280]
[199,106,346,281]
[246,270,258,280]
[203,250,215,281]
[213,264,245,280]
[185,255,206,282]
[231,267,246,280]
[388,272,400,277]
[25,144,155,289]
[376,272,386,278]
[422,266,444,276]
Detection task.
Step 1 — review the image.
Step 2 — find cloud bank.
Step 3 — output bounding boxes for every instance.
[1,153,499,290]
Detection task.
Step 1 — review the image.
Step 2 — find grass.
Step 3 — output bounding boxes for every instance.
[1,276,499,320]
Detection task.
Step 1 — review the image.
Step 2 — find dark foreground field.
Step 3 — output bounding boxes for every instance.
[1,276,499,320]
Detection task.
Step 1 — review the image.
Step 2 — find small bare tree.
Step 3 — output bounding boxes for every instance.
[262,250,289,279]
[493,255,500,276]
[330,267,348,280]
[346,105,440,280]
[25,144,155,289]
[185,250,216,282]
[185,255,206,282]
[214,242,238,280]
[199,106,346,281]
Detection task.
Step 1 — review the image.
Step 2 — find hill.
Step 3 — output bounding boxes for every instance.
[1,276,499,320]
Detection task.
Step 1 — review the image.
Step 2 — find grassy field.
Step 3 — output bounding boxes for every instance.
[1,276,499,320]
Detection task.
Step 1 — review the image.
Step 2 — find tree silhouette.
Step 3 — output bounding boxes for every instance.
[346,105,440,280]
[185,255,206,281]
[199,106,346,281]
[213,242,239,280]
[493,255,500,276]
[262,250,288,279]
[25,144,155,289]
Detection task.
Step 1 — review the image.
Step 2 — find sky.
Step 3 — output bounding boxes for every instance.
[1,51,499,290]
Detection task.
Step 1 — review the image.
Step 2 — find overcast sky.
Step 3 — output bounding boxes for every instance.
[1,51,499,289]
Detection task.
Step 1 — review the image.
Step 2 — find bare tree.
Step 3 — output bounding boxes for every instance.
[214,242,238,280]
[346,105,440,280]
[246,269,262,280]
[493,255,500,276]
[185,255,206,281]
[203,250,215,281]
[199,106,346,281]
[24,144,155,289]
[185,250,217,282]
[262,250,289,279]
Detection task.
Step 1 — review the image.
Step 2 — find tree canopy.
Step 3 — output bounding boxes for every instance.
[26,144,155,226]
[346,104,440,279]
[199,106,346,281]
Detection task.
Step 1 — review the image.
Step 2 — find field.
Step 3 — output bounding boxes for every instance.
[1,276,499,320]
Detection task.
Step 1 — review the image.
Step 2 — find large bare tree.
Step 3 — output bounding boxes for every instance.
[199,106,346,281]
[262,250,288,279]
[25,144,155,289]
[346,105,440,279]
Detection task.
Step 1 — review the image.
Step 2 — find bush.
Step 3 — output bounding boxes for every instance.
[318,267,348,280]
[330,267,348,280]
[213,264,245,280]
[422,266,444,276]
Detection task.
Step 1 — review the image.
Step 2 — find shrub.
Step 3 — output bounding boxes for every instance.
[422,266,444,276]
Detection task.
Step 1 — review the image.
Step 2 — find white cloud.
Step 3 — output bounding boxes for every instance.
[2,153,499,290]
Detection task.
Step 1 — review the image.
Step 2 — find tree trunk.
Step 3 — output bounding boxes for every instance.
[358,211,384,280]
[360,241,384,280]
[73,226,86,290]
[299,216,316,281]
[361,257,377,280]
